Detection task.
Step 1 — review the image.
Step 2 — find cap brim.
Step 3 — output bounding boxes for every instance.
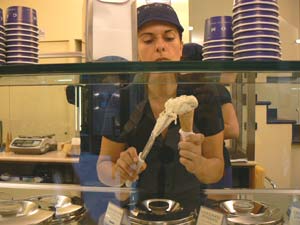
[139,17,184,33]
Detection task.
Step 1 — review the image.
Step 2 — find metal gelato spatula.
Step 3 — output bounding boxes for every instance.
[125,113,176,187]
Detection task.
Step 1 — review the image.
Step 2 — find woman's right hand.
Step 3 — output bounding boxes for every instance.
[113,147,147,184]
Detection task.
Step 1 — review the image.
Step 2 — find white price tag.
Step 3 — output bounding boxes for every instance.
[196,206,226,225]
[104,202,124,225]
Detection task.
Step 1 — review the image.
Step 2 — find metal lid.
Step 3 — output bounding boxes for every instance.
[128,199,196,225]
[0,200,22,216]
[28,195,86,224]
[220,200,283,225]
[129,215,196,225]
[0,200,54,225]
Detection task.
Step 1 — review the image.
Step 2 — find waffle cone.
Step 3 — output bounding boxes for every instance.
[179,110,194,132]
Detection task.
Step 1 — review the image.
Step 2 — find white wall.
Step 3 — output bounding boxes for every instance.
[255,106,292,188]
[279,0,300,60]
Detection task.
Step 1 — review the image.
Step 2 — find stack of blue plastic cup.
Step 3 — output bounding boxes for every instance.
[202,16,234,61]
[0,8,5,65]
[232,0,281,61]
[5,6,39,64]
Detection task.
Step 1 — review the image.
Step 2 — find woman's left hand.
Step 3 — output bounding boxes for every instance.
[178,133,205,174]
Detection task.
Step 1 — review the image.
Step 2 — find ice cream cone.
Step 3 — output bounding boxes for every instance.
[179,110,194,132]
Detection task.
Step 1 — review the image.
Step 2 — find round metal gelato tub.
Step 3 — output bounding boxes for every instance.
[219,199,283,225]
[29,195,86,224]
[0,200,53,225]
[128,199,196,225]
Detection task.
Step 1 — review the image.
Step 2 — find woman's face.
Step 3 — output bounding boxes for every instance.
[138,21,183,62]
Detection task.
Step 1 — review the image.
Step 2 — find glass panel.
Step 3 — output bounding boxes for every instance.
[0,63,299,224]
[0,65,299,191]
[0,85,76,143]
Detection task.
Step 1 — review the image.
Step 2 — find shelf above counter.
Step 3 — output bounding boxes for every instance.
[0,151,79,164]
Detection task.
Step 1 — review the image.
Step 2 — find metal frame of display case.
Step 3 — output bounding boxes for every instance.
[2,61,300,75]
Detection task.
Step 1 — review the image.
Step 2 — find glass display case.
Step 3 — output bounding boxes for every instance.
[0,61,299,225]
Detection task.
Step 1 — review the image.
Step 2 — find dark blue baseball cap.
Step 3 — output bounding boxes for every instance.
[137,3,184,34]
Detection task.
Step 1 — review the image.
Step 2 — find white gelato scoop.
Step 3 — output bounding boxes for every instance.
[164,95,198,116]
[152,95,198,136]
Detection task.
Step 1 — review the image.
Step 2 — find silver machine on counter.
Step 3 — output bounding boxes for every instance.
[9,134,57,154]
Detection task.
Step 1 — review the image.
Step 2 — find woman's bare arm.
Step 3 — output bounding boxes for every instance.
[97,137,126,186]
[222,103,239,140]
[97,136,146,186]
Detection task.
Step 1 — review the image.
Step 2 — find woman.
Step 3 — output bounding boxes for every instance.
[97,3,224,209]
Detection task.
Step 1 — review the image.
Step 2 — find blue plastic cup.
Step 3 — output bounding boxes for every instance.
[0,31,5,39]
[6,51,38,58]
[203,46,233,52]
[234,0,278,5]
[0,8,3,26]
[233,9,279,19]
[234,42,280,51]
[5,23,38,31]
[233,22,279,33]
[234,36,280,46]
[6,45,38,52]
[234,49,281,58]
[233,29,280,38]
[233,2,279,13]
[203,51,233,58]
[6,29,38,36]
[6,56,38,64]
[6,6,38,26]
[233,15,279,25]
[203,40,234,47]
[204,16,233,42]
[203,56,233,61]
[234,56,280,61]
[6,40,39,48]
[6,34,39,42]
